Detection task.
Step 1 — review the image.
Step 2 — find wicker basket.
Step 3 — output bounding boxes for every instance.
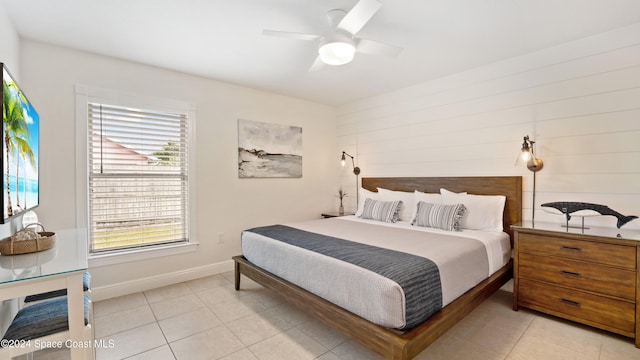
[0,224,56,256]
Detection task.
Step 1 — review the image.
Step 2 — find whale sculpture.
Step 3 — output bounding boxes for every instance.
[541,202,638,229]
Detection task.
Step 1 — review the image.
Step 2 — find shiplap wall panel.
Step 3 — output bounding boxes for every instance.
[539,111,639,137]
[336,23,640,231]
[339,62,640,150]
[341,21,640,117]
[536,173,640,194]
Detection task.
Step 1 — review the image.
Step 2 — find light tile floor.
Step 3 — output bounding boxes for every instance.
[31,272,640,360]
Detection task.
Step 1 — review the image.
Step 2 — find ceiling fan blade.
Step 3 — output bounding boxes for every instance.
[262,29,320,41]
[337,0,382,35]
[356,38,402,58]
[309,56,326,72]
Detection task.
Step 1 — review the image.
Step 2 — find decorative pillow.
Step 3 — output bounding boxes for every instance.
[412,202,467,231]
[441,190,506,231]
[377,188,415,222]
[411,191,442,221]
[358,198,403,223]
[355,188,379,217]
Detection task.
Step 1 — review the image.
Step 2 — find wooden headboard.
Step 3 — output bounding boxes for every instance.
[362,176,522,242]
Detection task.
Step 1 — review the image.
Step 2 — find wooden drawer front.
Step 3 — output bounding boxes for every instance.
[518,278,635,333]
[518,233,636,269]
[518,253,636,300]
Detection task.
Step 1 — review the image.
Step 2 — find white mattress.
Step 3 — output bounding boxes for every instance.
[241,216,511,329]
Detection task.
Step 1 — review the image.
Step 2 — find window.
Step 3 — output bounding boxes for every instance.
[86,101,190,254]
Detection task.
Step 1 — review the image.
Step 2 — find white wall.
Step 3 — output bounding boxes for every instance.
[19,40,337,299]
[337,23,640,231]
[0,2,19,81]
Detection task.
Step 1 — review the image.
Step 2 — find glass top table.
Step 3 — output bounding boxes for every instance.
[0,228,91,359]
[0,228,88,283]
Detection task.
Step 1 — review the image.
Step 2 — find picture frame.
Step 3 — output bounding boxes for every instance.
[238,119,302,178]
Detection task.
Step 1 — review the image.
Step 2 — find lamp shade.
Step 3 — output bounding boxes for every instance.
[319,41,356,65]
[521,137,532,161]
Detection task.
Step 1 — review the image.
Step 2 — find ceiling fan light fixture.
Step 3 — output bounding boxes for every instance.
[319,41,356,66]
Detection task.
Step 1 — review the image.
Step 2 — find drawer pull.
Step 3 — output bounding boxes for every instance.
[559,298,581,307]
[560,270,581,278]
[560,245,582,252]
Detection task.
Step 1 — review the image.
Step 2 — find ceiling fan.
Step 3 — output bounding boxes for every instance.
[262,0,402,70]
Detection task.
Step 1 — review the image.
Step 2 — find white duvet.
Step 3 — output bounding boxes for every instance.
[241,216,510,329]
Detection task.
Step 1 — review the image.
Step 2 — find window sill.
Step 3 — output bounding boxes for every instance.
[89,242,198,268]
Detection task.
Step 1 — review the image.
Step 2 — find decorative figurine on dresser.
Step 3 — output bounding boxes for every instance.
[513,202,640,348]
[541,201,638,230]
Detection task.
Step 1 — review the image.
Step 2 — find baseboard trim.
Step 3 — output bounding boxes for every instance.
[90,260,235,301]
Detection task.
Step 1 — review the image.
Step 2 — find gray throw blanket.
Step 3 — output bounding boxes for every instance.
[245,224,442,329]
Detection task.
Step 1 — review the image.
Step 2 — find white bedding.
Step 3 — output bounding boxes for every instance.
[339,216,511,274]
[241,216,511,329]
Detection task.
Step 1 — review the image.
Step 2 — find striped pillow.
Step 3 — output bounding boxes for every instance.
[411,202,467,231]
[359,198,403,223]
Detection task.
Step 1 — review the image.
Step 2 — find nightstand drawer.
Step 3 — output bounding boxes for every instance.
[518,253,636,300]
[518,278,635,334]
[518,233,636,269]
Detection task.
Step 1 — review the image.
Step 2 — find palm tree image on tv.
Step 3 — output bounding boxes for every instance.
[2,66,39,221]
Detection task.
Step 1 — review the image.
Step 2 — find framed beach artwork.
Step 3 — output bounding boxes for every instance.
[238,119,302,178]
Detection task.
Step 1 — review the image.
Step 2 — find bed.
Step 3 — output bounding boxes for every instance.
[233,176,522,359]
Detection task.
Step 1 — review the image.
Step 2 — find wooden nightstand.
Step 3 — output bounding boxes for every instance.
[321,212,355,218]
[512,223,640,347]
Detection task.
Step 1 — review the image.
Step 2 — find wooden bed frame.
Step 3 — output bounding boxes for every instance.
[233,176,522,360]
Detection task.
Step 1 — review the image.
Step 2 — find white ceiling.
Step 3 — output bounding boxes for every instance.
[3,0,640,106]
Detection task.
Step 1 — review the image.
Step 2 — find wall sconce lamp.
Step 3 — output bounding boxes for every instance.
[521,135,543,172]
[341,151,361,205]
[520,135,543,225]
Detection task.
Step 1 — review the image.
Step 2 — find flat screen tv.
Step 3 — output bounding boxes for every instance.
[1,63,39,223]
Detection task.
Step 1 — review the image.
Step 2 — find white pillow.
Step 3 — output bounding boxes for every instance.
[441,190,506,231]
[411,191,442,223]
[440,188,467,196]
[377,188,415,222]
[355,188,379,217]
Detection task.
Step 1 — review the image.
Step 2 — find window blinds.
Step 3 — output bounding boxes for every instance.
[87,103,189,253]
